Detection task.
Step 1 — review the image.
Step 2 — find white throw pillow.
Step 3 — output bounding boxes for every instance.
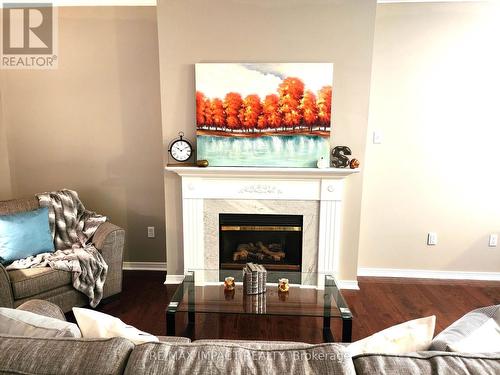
[446,307,500,353]
[0,307,81,338]
[72,307,159,345]
[347,316,436,356]
[430,305,500,353]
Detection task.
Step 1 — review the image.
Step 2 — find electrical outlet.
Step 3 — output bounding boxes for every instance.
[489,234,498,247]
[427,232,437,246]
[147,226,155,238]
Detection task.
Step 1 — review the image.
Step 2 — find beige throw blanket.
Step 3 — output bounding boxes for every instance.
[7,190,108,308]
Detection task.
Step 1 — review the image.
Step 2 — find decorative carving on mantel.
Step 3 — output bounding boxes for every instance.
[238,184,283,195]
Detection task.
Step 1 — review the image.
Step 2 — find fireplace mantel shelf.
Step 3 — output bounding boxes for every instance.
[165,165,360,179]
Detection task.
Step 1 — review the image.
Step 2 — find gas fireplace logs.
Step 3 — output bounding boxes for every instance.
[243,263,267,295]
[233,241,286,262]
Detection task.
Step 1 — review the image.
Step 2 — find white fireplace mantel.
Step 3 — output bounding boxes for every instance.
[165,166,359,288]
[165,166,359,179]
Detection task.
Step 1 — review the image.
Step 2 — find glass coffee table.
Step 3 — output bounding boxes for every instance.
[166,270,353,342]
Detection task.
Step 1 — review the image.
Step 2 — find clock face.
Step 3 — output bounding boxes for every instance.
[170,140,192,162]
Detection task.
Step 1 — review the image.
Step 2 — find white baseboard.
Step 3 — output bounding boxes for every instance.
[122,262,167,271]
[164,274,185,284]
[337,280,360,290]
[358,267,500,281]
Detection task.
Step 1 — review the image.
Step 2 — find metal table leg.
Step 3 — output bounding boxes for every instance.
[166,271,194,336]
[342,315,352,343]
[325,274,354,343]
[166,303,177,336]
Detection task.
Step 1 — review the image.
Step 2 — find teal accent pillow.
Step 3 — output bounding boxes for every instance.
[0,207,54,265]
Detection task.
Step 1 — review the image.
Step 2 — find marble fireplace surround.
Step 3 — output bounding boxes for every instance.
[205,199,319,286]
[165,166,359,288]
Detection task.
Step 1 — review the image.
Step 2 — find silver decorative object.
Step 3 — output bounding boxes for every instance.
[243,263,267,295]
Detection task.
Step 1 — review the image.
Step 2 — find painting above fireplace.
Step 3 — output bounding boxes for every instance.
[195,63,333,167]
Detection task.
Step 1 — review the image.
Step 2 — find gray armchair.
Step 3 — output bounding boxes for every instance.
[0,196,124,313]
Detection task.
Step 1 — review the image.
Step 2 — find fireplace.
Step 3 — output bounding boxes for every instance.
[219,213,303,283]
[166,166,359,288]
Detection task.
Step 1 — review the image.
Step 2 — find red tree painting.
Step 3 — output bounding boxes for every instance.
[196,78,332,135]
[195,63,333,168]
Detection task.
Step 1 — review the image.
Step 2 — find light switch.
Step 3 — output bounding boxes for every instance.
[427,232,437,246]
[373,130,383,144]
[147,226,155,238]
[489,234,498,247]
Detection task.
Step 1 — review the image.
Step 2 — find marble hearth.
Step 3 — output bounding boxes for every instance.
[165,166,359,288]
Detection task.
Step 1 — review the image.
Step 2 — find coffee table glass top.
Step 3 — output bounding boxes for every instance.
[169,269,350,319]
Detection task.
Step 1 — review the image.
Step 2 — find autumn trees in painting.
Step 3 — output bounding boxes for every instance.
[196,77,332,135]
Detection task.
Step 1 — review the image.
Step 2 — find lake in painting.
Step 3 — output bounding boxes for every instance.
[197,135,329,167]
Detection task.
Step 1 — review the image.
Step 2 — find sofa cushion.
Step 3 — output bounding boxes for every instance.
[0,336,134,375]
[430,304,500,352]
[0,307,81,338]
[0,207,54,265]
[352,352,500,375]
[16,299,67,321]
[13,285,88,314]
[8,267,72,299]
[124,342,355,375]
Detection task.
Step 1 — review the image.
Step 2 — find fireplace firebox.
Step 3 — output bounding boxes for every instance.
[219,213,303,283]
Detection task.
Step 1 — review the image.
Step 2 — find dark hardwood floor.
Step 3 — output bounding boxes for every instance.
[97,271,500,343]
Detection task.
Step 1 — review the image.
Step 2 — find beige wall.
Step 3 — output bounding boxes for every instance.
[157,0,377,280]
[0,7,166,263]
[359,2,500,272]
[2,2,495,276]
[0,91,12,199]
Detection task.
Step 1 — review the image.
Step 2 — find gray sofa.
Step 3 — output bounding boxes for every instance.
[0,196,125,313]
[0,300,499,374]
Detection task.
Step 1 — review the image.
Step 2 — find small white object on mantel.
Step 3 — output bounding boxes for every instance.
[165,165,360,288]
[317,157,329,169]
